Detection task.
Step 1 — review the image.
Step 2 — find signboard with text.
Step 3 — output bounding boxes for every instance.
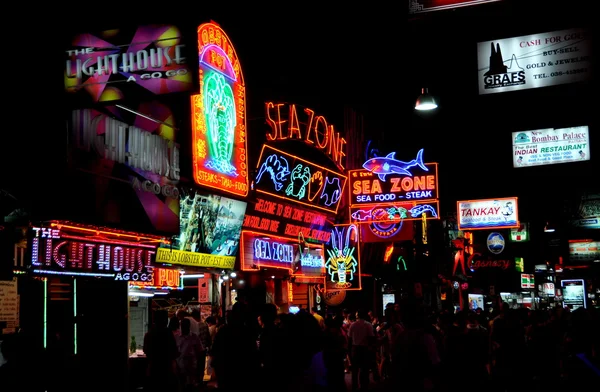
[513,126,589,167]
[478,27,592,95]
[568,240,600,263]
[65,24,193,103]
[240,231,325,279]
[129,268,182,290]
[156,247,235,269]
[349,163,438,207]
[242,197,332,244]
[30,223,160,281]
[254,144,347,214]
[192,22,249,197]
[409,0,501,13]
[457,198,519,230]
[68,100,183,234]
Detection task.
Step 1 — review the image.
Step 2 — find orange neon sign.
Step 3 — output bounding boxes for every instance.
[191,22,249,197]
[348,163,439,207]
[130,268,182,289]
[265,102,347,171]
[254,144,347,214]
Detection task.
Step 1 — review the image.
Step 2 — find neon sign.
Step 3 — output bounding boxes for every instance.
[325,224,361,291]
[191,22,248,197]
[130,268,182,290]
[254,239,294,264]
[349,162,438,206]
[30,223,162,281]
[240,231,325,277]
[265,102,347,171]
[254,145,347,214]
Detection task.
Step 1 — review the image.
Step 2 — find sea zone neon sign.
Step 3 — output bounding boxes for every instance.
[349,162,439,206]
[254,144,347,214]
[240,230,325,273]
[30,224,159,281]
[191,22,249,197]
[265,102,347,171]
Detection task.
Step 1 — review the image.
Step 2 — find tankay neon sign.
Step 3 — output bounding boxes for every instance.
[325,224,361,291]
[191,22,249,197]
[254,144,347,214]
[30,223,162,281]
[457,197,519,230]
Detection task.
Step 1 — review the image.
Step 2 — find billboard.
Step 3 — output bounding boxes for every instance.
[568,240,600,263]
[477,27,592,95]
[30,222,161,282]
[561,279,586,310]
[65,24,193,103]
[157,190,247,270]
[457,197,519,230]
[569,194,600,229]
[513,126,589,167]
[68,101,181,234]
[191,22,249,197]
[241,197,332,244]
[409,0,501,13]
[325,224,361,291]
[254,145,347,214]
[240,231,325,279]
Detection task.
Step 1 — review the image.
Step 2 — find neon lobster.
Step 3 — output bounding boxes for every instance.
[325,225,358,286]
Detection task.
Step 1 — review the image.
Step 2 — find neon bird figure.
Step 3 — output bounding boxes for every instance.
[325,225,358,288]
[362,148,428,181]
[204,72,238,176]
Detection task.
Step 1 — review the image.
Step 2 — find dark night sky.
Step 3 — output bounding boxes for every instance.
[6,1,597,223]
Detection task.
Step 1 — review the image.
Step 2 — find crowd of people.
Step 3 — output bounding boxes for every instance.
[139,299,600,392]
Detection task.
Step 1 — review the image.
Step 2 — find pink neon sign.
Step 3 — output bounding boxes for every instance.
[31,225,158,281]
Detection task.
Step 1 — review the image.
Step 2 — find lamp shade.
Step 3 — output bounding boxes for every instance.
[415,88,438,111]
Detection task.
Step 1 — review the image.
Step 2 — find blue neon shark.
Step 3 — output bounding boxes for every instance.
[362,148,428,181]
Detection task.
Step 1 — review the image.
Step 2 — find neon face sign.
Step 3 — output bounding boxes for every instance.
[254,145,347,214]
[30,224,159,281]
[325,224,361,290]
[191,22,248,197]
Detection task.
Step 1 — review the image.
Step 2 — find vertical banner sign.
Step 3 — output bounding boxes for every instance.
[191,22,249,197]
[325,224,361,291]
[478,28,592,95]
[198,274,211,303]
